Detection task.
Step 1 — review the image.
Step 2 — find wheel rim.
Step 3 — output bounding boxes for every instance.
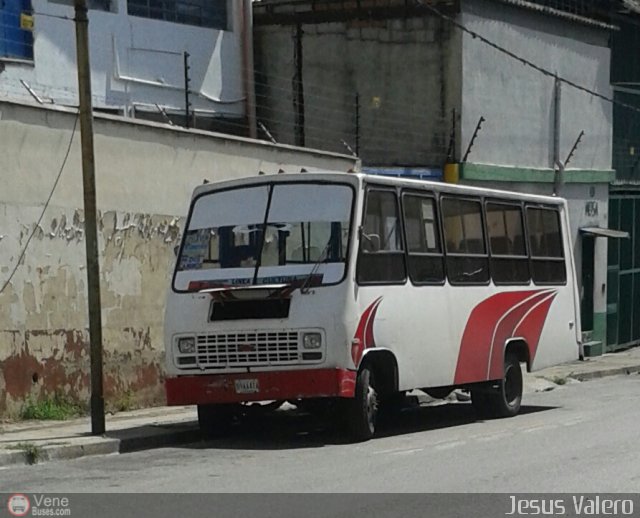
[503,363,521,407]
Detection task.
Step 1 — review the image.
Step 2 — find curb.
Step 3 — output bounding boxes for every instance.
[0,439,120,467]
[559,363,640,382]
[117,427,202,454]
[0,425,201,468]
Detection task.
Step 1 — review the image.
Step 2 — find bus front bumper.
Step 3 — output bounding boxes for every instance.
[165,368,356,405]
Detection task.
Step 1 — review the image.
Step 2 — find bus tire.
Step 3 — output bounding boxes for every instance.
[197,404,237,436]
[471,353,523,418]
[345,364,378,441]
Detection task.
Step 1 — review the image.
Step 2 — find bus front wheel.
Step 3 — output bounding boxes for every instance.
[344,364,378,441]
[471,353,523,418]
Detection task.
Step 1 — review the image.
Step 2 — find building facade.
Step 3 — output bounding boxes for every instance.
[0,0,254,132]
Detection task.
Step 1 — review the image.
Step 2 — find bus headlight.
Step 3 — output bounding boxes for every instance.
[177,337,196,354]
[302,332,322,349]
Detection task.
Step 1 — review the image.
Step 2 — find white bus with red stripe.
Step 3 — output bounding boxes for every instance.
[165,172,580,440]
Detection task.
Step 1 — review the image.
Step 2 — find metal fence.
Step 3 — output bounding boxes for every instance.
[613,91,640,183]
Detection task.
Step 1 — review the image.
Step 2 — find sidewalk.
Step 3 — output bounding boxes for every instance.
[1,346,639,467]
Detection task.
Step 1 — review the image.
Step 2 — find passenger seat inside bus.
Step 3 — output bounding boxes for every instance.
[490,236,512,255]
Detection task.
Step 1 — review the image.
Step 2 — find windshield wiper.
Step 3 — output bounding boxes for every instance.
[300,239,332,294]
[252,188,275,285]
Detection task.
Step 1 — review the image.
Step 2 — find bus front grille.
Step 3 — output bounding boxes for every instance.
[195,331,302,367]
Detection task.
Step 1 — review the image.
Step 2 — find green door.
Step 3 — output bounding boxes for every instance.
[607,194,640,351]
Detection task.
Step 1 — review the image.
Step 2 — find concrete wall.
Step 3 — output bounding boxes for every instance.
[254,15,462,167]
[0,0,245,119]
[460,0,613,171]
[0,99,357,416]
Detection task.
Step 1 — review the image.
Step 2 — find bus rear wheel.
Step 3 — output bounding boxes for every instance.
[471,352,523,418]
[344,364,378,441]
[197,404,238,436]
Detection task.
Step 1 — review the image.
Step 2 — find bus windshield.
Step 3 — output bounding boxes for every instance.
[173,182,354,292]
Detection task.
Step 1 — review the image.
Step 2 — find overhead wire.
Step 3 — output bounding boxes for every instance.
[415,0,640,116]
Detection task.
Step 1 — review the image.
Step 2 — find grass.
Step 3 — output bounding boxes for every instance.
[8,442,42,465]
[552,376,568,386]
[20,394,85,421]
[110,389,136,413]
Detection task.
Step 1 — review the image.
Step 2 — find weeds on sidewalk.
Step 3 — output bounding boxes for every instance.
[20,394,85,420]
[110,389,136,413]
[7,442,42,465]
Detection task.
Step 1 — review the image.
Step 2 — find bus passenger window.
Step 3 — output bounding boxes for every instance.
[526,207,566,284]
[486,202,530,285]
[357,190,406,284]
[441,197,490,284]
[402,194,444,284]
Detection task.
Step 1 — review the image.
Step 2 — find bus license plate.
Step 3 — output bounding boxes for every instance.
[234,379,259,394]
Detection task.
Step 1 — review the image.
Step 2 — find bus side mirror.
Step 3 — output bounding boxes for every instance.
[359,228,381,252]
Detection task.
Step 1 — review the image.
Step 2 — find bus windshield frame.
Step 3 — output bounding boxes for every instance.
[172,180,356,293]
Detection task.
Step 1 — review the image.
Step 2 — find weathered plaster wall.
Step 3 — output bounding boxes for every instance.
[0,100,357,416]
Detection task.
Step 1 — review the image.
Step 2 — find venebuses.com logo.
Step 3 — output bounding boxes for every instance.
[7,494,30,517]
[6,494,71,517]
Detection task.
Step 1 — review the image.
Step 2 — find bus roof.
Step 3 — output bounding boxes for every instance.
[193,171,565,206]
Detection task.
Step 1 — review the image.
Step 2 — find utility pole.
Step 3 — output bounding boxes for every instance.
[74,0,105,435]
[184,51,191,128]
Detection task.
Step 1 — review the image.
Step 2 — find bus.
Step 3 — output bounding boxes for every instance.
[165,171,581,440]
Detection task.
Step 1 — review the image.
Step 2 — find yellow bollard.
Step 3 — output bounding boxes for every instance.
[443,163,460,184]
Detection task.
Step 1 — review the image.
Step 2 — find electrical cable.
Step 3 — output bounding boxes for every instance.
[415,0,640,115]
[0,112,80,296]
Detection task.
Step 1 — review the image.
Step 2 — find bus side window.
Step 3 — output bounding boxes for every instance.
[486,202,530,285]
[357,190,406,284]
[402,193,445,284]
[441,197,490,285]
[526,207,566,284]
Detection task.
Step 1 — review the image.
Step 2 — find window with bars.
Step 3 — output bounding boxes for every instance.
[127,0,228,30]
[49,0,113,11]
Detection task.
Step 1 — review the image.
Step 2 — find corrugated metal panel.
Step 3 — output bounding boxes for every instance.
[490,0,615,29]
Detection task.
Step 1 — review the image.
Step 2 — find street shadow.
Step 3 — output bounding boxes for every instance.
[180,401,559,452]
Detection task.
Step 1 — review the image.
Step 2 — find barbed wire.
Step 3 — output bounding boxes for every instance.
[5,1,638,167]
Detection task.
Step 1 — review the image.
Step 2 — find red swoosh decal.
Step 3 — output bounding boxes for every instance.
[485,291,556,380]
[351,297,383,366]
[454,290,556,384]
[509,293,558,370]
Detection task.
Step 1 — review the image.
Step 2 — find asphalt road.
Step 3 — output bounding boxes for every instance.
[1,375,639,496]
